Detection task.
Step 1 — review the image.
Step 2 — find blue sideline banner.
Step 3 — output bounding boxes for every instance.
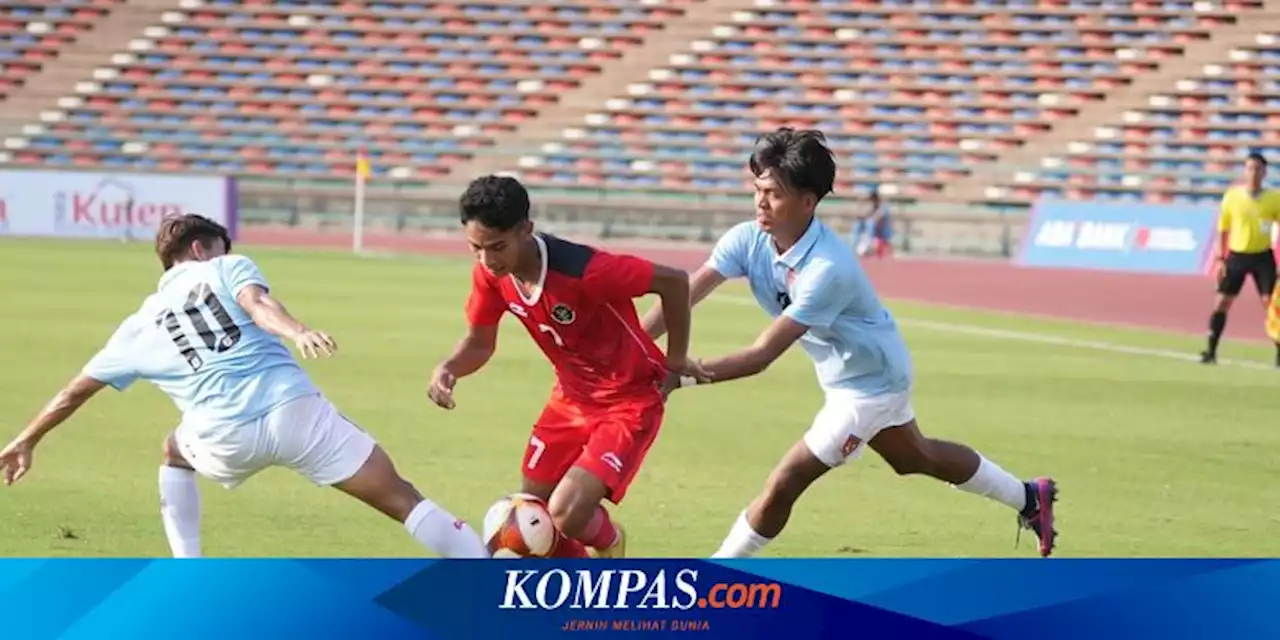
[2,559,1276,639]
[1017,199,1217,275]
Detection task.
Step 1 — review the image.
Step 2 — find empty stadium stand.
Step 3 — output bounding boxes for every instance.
[2,0,705,180]
[2,0,1280,248]
[979,26,1280,207]
[0,0,124,102]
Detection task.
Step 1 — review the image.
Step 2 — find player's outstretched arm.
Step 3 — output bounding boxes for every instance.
[695,316,809,385]
[689,259,846,387]
[236,284,336,359]
[0,375,106,485]
[428,324,498,410]
[642,266,726,340]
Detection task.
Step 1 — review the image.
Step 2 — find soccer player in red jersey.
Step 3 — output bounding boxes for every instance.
[427,175,705,558]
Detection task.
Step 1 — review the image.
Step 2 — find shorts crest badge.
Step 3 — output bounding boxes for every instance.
[551,303,576,325]
[841,435,862,458]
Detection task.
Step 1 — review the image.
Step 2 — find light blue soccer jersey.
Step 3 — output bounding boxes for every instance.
[82,255,318,426]
[706,219,913,397]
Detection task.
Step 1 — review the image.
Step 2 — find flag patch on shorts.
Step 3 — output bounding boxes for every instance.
[841,435,861,458]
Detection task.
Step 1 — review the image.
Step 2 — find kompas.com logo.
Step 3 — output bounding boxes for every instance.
[499,568,782,610]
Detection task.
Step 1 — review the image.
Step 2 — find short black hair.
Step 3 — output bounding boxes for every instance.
[154,214,231,271]
[1247,151,1268,167]
[748,128,836,200]
[459,175,530,231]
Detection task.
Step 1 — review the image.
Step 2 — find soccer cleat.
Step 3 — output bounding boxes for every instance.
[1016,477,1058,558]
[589,522,627,559]
[1199,350,1217,365]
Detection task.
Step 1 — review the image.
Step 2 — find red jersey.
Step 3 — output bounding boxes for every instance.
[466,234,668,406]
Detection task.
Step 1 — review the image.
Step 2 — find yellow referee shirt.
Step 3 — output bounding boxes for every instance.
[1218,186,1280,254]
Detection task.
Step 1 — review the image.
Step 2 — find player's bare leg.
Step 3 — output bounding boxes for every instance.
[545,466,625,558]
[159,432,201,558]
[1203,293,1236,364]
[869,420,1057,557]
[334,445,489,558]
[711,440,829,558]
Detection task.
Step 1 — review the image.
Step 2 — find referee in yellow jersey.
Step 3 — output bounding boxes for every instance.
[1202,152,1280,365]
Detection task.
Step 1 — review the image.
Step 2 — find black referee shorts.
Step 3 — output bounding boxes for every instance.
[1218,250,1277,297]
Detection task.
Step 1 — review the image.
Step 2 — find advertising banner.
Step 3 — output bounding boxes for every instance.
[0,558,1275,640]
[1017,199,1216,275]
[0,169,237,240]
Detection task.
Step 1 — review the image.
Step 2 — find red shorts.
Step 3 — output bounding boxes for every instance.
[521,390,664,504]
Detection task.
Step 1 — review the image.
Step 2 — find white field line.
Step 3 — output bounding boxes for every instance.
[711,295,1274,372]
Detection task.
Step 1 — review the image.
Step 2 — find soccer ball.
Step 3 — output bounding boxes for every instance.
[483,493,558,558]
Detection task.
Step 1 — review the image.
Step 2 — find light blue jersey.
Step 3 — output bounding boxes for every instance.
[706,219,913,397]
[82,255,318,426]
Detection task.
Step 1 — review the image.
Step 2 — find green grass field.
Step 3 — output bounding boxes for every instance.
[2,238,1278,558]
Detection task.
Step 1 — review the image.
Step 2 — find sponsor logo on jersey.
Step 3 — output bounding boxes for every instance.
[600,452,624,474]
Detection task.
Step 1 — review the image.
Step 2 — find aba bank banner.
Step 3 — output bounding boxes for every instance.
[4,558,1280,640]
[1017,199,1217,275]
[0,169,238,241]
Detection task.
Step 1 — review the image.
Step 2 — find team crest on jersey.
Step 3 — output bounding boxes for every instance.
[551,303,576,325]
[777,269,796,310]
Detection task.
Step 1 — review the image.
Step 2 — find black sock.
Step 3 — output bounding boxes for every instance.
[1207,311,1227,354]
[1021,483,1037,518]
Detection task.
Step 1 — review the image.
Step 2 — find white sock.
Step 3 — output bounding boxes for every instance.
[405,499,490,558]
[711,510,772,558]
[158,466,201,558]
[954,456,1027,512]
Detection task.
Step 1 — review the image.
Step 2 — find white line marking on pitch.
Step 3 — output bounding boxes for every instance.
[712,295,1273,371]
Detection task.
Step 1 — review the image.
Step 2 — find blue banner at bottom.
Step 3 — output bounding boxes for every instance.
[1,559,1273,639]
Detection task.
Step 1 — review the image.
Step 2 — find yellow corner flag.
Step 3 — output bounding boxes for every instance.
[356,149,371,179]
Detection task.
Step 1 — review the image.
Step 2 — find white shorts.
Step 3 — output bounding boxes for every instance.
[174,393,377,490]
[803,387,916,468]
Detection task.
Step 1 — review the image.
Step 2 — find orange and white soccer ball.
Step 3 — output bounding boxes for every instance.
[483,493,558,558]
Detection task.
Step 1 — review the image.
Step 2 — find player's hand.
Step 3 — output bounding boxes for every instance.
[1214,259,1227,282]
[294,329,337,359]
[0,437,34,486]
[428,366,457,410]
[667,356,713,384]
